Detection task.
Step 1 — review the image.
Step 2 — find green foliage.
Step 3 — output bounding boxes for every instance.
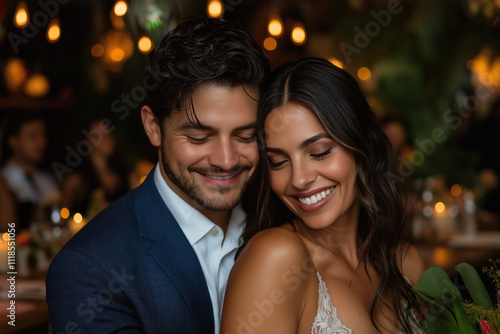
[413,262,500,333]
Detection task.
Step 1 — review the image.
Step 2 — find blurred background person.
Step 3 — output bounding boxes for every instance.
[1,111,59,231]
[60,118,129,219]
[0,124,17,232]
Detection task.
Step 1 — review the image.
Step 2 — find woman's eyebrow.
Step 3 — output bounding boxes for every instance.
[266,133,331,153]
[299,133,331,149]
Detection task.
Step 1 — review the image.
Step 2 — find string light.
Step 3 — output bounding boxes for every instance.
[47,18,61,43]
[138,36,153,53]
[114,1,128,17]
[207,0,223,18]
[291,24,306,45]
[14,2,29,28]
[357,67,371,81]
[263,37,277,51]
[268,18,283,37]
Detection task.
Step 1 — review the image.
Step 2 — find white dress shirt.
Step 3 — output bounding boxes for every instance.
[1,159,59,204]
[154,164,244,334]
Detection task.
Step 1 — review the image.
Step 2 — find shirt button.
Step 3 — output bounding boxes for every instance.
[211,228,219,236]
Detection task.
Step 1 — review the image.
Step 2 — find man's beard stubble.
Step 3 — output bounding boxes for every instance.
[160,148,253,211]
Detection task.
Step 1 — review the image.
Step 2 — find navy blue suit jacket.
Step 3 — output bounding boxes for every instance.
[46,171,214,333]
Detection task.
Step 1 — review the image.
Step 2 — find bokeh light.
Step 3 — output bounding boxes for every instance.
[114,1,128,17]
[268,19,283,37]
[291,24,306,45]
[357,67,371,81]
[138,36,153,53]
[60,207,70,220]
[47,19,61,43]
[263,37,277,51]
[435,201,445,214]
[451,184,462,197]
[207,0,223,18]
[91,44,104,57]
[74,213,83,224]
[14,2,29,28]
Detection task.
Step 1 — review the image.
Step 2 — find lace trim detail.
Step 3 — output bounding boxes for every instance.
[311,272,352,334]
[311,273,423,334]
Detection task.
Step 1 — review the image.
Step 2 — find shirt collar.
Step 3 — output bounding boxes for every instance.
[153,164,245,247]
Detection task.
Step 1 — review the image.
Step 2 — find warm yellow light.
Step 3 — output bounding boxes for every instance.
[328,57,344,69]
[291,25,306,45]
[138,36,153,53]
[139,175,147,184]
[91,44,104,57]
[450,184,462,197]
[268,19,283,37]
[60,207,70,219]
[357,67,371,81]
[2,233,8,242]
[207,0,223,18]
[470,54,490,74]
[490,58,500,84]
[110,48,124,62]
[114,1,128,16]
[47,19,61,43]
[74,213,83,224]
[263,37,277,51]
[14,2,29,28]
[24,74,50,98]
[4,58,28,93]
[435,201,445,214]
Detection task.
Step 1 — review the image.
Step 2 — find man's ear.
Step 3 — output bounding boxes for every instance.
[141,105,162,147]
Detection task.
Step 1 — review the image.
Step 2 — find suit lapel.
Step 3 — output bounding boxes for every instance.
[133,170,214,333]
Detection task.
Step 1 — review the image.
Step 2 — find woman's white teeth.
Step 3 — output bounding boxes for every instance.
[299,187,334,205]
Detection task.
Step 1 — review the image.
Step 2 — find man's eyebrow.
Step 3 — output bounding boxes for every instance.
[178,122,215,132]
[177,122,257,132]
[234,122,257,131]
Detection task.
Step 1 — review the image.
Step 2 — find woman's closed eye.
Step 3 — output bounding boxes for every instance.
[267,155,288,169]
[310,147,332,159]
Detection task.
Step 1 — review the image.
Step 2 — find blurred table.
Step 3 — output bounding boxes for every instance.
[0,278,49,334]
[416,231,500,275]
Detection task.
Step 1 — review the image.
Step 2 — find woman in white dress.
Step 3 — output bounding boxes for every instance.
[221,58,425,334]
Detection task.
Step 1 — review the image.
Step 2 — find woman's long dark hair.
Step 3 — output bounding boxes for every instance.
[240,57,419,332]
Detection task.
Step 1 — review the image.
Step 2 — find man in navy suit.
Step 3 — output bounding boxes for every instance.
[46,17,270,333]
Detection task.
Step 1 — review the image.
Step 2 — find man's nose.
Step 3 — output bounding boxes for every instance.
[209,137,239,171]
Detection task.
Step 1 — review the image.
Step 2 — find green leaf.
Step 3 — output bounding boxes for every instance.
[414,265,463,310]
[453,299,481,334]
[412,289,457,326]
[454,262,494,309]
[420,316,461,334]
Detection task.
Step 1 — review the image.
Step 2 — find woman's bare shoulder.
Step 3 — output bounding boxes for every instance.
[238,226,311,268]
[398,242,426,285]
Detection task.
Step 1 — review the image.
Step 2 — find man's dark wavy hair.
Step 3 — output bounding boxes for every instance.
[143,17,270,125]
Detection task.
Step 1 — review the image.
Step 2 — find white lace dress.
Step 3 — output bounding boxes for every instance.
[311,272,423,334]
